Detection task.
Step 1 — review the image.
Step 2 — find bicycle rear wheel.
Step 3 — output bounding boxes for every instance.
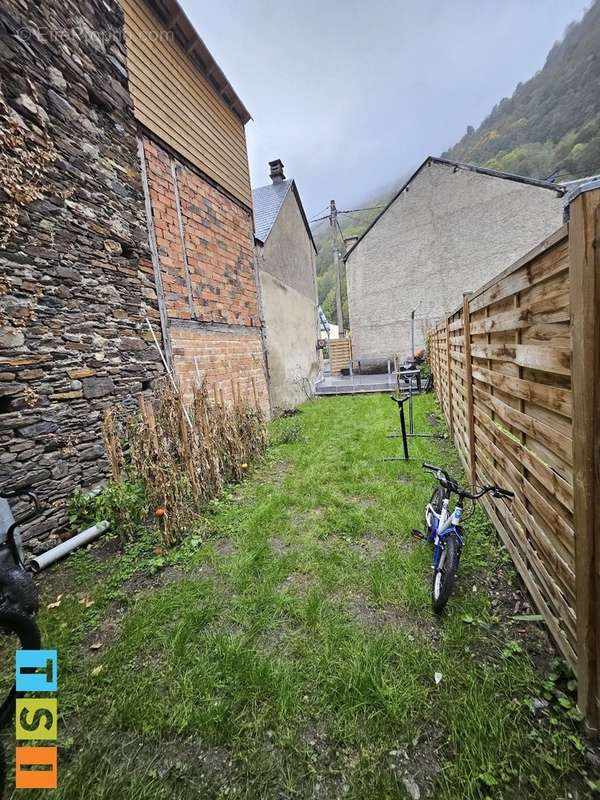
[431,533,460,614]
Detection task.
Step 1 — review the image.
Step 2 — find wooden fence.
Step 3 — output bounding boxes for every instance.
[428,186,600,726]
[329,338,352,374]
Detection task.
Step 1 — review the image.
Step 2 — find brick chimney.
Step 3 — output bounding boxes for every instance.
[269,159,285,183]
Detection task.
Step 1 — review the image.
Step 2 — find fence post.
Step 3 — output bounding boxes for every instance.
[462,293,476,483]
[446,317,454,442]
[570,184,600,728]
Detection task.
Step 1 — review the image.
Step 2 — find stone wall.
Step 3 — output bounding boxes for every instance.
[0,0,164,550]
[141,135,270,414]
[346,160,566,360]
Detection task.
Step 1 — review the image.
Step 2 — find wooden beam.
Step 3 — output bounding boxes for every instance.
[446,318,454,442]
[570,186,600,729]
[462,293,476,482]
[170,159,196,320]
[137,134,173,369]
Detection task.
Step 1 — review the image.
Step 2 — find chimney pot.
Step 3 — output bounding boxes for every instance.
[269,159,285,183]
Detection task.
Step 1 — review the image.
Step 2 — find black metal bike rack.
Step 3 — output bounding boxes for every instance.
[384,394,412,461]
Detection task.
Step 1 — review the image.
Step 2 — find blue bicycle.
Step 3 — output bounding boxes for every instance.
[413,463,514,613]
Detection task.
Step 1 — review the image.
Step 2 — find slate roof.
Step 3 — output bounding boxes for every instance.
[252,180,317,252]
[344,156,567,261]
[252,180,293,242]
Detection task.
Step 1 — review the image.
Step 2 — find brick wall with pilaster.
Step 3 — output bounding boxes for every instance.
[171,326,270,416]
[141,135,270,416]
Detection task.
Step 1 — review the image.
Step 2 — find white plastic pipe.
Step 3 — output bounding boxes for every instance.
[30,520,111,573]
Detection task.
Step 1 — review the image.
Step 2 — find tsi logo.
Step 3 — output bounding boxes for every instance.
[14,649,58,790]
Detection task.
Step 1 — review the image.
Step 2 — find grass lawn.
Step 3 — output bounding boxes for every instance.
[6,393,596,799]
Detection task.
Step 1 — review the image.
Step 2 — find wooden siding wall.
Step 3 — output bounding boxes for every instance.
[122,0,252,208]
[428,188,600,726]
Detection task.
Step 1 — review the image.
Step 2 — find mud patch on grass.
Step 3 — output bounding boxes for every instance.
[190,562,215,579]
[270,537,296,555]
[290,508,325,529]
[351,534,386,559]
[154,736,235,786]
[273,458,291,475]
[121,566,185,595]
[86,534,122,563]
[256,621,297,655]
[386,730,445,799]
[477,561,556,673]
[279,572,316,596]
[203,619,244,639]
[341,591,440,640]
[349,496,374,509]
[85,603,126,656]
[295,721,353,799]
[259,458,290,487]
[214,537,236,556]
[299,720,329,750]
[397,474,414,485]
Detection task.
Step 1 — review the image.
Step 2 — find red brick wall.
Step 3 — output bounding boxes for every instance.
[143,137,259,326]
[171,326,270,417]
[142,135,270,416]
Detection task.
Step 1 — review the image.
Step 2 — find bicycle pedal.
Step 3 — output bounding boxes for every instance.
[411,529,426,540]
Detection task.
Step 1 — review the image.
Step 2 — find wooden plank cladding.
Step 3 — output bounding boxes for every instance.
[329,339,352,374]
[122,0,253,209]
[427,187,600,726]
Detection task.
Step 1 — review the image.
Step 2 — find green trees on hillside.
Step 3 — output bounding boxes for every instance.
[444,0,600,182]
[314,208,385,326]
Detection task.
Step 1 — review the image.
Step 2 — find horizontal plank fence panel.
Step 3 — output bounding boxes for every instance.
[329,339,352,374]
[470,343,571,376]
[471,365,572,418]
[427,188,600,726]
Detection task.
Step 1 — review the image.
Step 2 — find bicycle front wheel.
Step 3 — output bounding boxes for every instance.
[432,533,460,614]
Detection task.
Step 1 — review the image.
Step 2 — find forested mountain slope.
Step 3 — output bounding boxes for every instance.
[443,0,600,180]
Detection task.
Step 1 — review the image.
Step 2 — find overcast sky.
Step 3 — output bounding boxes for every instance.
[180,0,588,219]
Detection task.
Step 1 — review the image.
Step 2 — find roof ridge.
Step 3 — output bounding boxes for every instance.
[252,179,317,253]
[344,156,566,261]
[252,180,293,244]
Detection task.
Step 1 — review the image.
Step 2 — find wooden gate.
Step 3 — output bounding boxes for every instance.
[329,338,352,374]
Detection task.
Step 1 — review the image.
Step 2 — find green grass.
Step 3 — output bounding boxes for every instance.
[6,394,595,799]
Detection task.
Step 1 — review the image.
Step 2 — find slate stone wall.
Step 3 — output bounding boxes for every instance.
[0,0,164,551]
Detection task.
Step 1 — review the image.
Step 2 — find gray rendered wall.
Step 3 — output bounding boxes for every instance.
[256,188,320,412]
[346,161,565,360]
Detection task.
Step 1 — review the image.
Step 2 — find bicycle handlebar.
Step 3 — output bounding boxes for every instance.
[421,463,514,501]
[0,490,39,527]
[0,489,38,506]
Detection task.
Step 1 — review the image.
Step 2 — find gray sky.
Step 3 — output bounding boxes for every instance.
[180,0,588,218]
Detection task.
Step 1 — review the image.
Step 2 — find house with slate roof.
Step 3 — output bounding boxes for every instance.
[344,156,567,362]
[253,160,320,411]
